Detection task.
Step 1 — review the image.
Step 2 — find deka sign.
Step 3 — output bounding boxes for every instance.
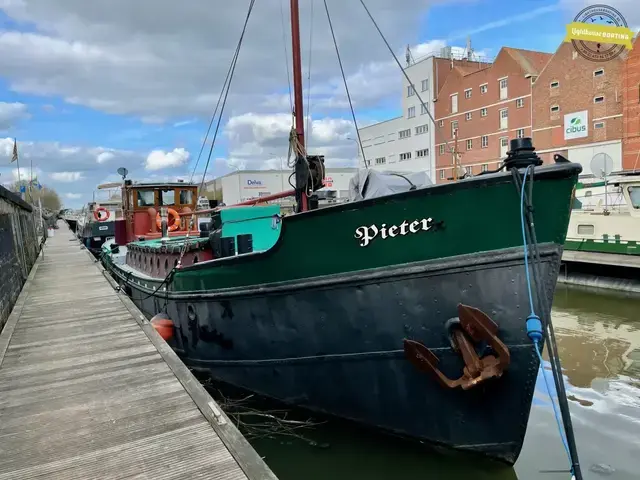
[564,111,588,140]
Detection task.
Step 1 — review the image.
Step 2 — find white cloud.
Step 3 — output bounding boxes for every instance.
[0,137,192,207]
[0,0,447,120]
[50,171,83,182]
[65,192,82,199]
[145,147,190,170]
[0,102,29,130]
[96,151,115,164]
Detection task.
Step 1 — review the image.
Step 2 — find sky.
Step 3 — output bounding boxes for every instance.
[0,0,637,208]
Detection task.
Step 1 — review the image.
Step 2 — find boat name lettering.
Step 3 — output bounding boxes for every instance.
[354,218,434,247]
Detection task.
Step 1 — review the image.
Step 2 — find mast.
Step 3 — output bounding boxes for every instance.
[290,0,309,212]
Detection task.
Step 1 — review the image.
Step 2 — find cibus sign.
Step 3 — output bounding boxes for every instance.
[564,111,588,140]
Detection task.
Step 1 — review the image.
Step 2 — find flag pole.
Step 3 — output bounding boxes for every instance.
[29,156,33,202]
[12,138,22,196]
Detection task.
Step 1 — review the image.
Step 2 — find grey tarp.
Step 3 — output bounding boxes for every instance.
[348,169,434,201]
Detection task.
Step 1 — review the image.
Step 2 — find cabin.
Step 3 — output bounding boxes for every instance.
[117,180,200,244]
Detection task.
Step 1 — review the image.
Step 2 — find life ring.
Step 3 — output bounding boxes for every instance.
[94,207,110,222]
[156,208,181,232]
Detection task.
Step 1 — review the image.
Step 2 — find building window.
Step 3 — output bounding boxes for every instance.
[407,85,415,97]
[439,170,445,180]
[594,122,605,129]
[399,152,412,161]
[438,120,444,127]
[481,135,488,148]
[421,79,429,91]
[499,78,508,99]
[594,96,605,104]
[550,105,560,112]
[415,124,428,135]
[466,139,473,150]
[499,108,508,129]
[516,98,524,108]
[375,157,386,165]
[465,88,472,99]
[464,166,472,175]
[516,128,525,139]
[593,69,604,77]
[439,144,445,155]
[481,108,487,117]
[421,103,428,115]
[416,148,429,158]
[451,93,458,114]
[451,120,458,136]
[481,164,488,172]
[465,112,472,121]
[480,84,488,94]
[399,129,411,139]
[550,81,559,88]
[408,106,415,118]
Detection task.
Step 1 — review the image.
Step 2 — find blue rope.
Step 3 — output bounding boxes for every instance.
[520,165,574,478]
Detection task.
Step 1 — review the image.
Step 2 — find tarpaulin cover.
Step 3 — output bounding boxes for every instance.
[348,169,434,201]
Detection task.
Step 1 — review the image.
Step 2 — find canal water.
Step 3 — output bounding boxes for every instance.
[223,285,639,480]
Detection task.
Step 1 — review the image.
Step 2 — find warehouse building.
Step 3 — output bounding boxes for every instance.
[205,168,357,206]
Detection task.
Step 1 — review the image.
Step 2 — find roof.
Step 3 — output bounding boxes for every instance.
[130,182,197,188]
[504,47,552,76]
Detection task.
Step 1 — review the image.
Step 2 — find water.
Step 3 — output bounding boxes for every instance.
[214,285,640,479]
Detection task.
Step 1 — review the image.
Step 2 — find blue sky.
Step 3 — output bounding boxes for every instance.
[0,0,629,207]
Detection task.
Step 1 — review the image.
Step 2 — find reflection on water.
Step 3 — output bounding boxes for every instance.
[211,285,640,480]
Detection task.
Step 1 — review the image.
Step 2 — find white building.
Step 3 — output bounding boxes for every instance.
[357,47,478,178]
[208,168,357,206]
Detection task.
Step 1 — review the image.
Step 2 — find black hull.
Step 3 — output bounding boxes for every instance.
[107,244,562,465]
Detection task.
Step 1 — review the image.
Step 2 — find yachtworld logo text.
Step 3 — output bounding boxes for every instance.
[566,116,586,136]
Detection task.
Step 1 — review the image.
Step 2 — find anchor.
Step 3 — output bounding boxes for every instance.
[403,304,511,390]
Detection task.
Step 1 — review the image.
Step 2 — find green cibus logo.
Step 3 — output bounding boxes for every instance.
[566,116,586,135]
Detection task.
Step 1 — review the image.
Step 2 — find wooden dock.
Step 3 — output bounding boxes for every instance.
[0,222,278,480]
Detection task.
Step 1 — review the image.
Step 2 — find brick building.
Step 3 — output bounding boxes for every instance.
[434,47,551,182]
[531,42,624,174]
[623,35,640,171]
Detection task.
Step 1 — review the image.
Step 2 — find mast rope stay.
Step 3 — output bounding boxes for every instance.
[323,0,368,169]
[305,0,315,150]
[517,165,582,480]
[357,0,456,173]
[279,0,294,115]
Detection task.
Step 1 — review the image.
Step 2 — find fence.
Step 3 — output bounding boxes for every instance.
[0,185,46,333]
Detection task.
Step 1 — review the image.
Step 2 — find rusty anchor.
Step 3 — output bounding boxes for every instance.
[403,304,511,390]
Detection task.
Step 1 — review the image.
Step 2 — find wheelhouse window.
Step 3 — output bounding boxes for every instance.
[137,190,155,207]
[629,186,640,209]
[160,189,175,206]
[179,189,194,205]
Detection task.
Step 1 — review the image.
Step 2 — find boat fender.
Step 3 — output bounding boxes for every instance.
[156,208,181,232]
[150,313,175,341]
[94,207,110,222]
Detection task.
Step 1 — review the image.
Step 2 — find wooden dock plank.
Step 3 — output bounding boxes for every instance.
[0,223,278,480]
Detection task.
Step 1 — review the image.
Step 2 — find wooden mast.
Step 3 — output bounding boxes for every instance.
[289,0,309,212]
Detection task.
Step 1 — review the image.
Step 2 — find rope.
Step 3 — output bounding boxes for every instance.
[357,0,456,171]
[305,0,315,147]
[519,165,577,480]
[323,0,368,169]
[279,0,294,115]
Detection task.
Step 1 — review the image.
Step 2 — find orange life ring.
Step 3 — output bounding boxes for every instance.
[156,208,181,232]
[94,207,110,222]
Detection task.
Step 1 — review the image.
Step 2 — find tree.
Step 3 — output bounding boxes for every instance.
[11,181,62,211]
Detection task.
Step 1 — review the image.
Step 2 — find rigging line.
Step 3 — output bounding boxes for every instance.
[323,0,368,169]
[280,0,294,114]
[305,0,315,149]
[189,56,236,183]
[357,0,456,160]
[197,0,256,195]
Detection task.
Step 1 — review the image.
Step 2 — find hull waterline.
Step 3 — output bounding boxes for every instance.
[106,243,562,464]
